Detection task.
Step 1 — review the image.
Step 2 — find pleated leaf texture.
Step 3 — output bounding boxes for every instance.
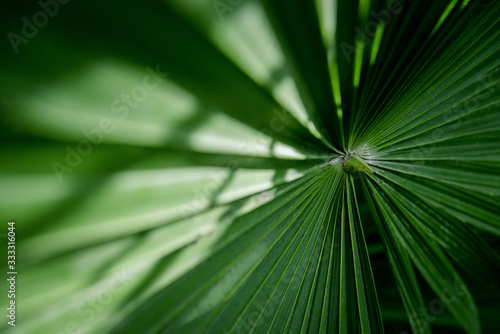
[0,0,499,333]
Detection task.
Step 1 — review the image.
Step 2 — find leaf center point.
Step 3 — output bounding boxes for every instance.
[340,151,373,174]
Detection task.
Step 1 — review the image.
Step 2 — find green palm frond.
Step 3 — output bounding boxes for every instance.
[0,0,499,333]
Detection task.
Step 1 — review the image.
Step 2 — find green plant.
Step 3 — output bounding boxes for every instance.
[0,0,499,333]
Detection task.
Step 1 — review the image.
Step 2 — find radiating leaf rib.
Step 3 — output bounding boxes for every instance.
[310,201,338,334]
[339,186,360,334]
[365,175,481,334]
[366,174,500,284]
[373,65,500,150]
[279,180,337,334]
[367,43,499,148]
[254,171,340,334]
[298,195,336,334]
[353,0,455,142]
[372,167,500,236]
[110,165,338,333]
[383,127,500,163]
[373,160,500,196]
[109,175,318,331]
[302,170,385,334]
[361,177,432,334]
[261,169,342,334]
[294,169,347,334]
[202,171,333,334]
[220,168,337,333]
[347,176,384,333]
[353,0,500,148]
